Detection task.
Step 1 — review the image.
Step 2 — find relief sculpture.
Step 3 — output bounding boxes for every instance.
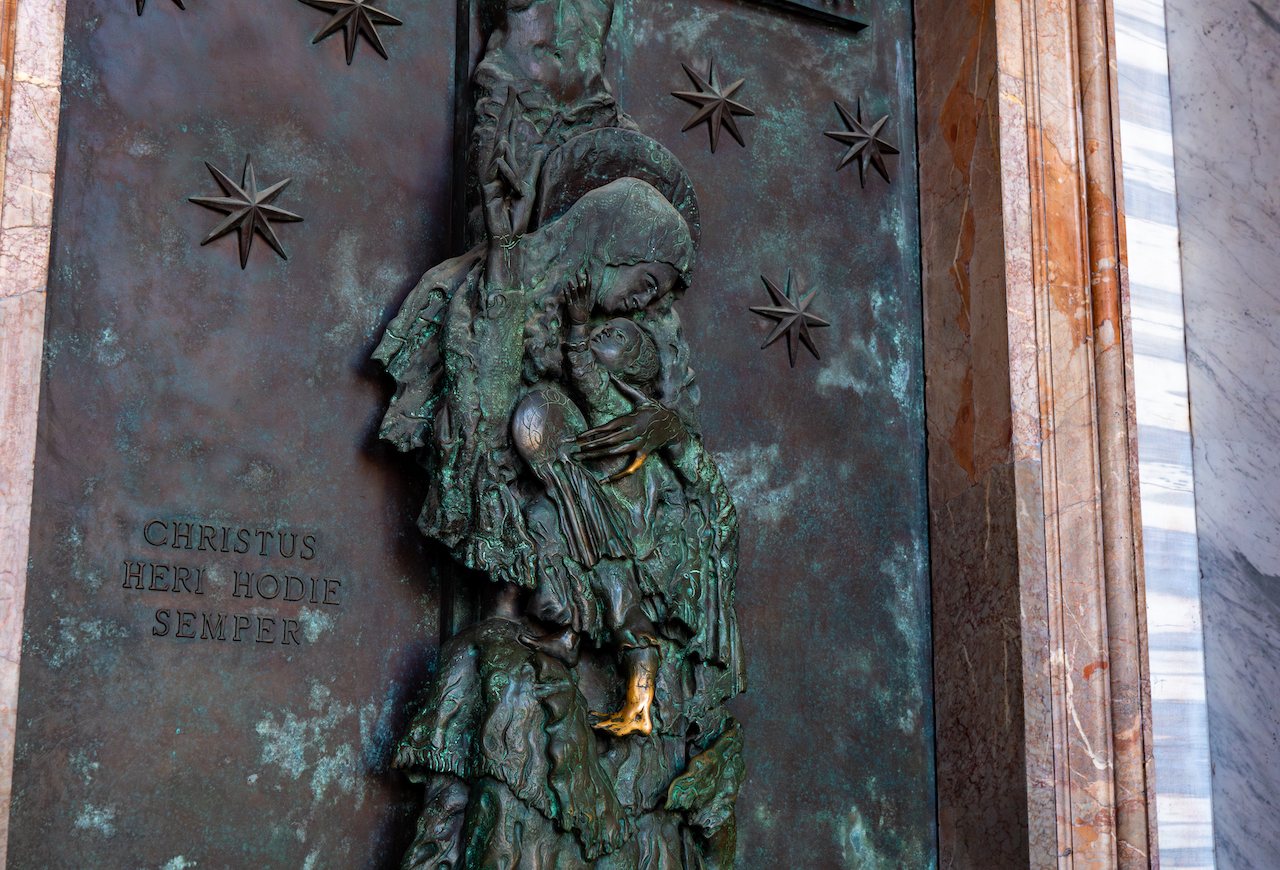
[373,0,746,867]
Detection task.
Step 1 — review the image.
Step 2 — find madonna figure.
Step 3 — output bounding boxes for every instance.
[375,37,745,870]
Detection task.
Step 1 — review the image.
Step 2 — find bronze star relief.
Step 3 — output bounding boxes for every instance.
[299,0,403,65]
[189,155,304,270]
[671,60,754,153]
[825,99,899,186]
[750,271,831,367]
[136,0,185,14]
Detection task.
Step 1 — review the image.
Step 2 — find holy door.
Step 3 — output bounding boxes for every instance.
[9,0,934,867]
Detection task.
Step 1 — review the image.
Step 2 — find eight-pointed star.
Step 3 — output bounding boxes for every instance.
[671,60,755,153]
[189,155,304,270]
[298,0,403,65]
[750,271,831,367]
[136,0,185,15]
[824,99,900,186]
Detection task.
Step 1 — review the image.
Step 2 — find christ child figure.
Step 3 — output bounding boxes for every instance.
[514,272,690,737]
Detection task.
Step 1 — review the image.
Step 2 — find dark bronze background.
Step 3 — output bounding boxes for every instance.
[11,1,455,866]
[11,0,933,866]
[605,1,933,865]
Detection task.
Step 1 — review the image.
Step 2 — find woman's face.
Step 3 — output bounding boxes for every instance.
[596,262,681,313]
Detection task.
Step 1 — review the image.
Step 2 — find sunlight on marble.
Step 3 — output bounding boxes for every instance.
[1115,0,1217,867]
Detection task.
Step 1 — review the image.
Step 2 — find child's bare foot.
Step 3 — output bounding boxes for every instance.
[591,645,658,737]
[590,702,653,737]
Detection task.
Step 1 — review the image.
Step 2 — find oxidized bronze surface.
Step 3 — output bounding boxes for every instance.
[10,0,934,866]
[606,4,932,863]
[12,1,454,865]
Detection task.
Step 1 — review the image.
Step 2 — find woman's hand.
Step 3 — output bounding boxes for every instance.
[566,270,593,326]
[572,380,690,481]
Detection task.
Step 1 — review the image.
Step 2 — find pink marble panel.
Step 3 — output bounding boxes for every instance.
[0,0,66,863]
[916,0,1031,866]
[991,0,1063,864]
[986,0,1156,866]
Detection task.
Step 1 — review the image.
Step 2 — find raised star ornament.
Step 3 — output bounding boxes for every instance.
[189,155,304,270]
[136,0,185,14]
[298,0,403,65]
[671,60,755,153]
[825,99,899,186]
[750,271,831,367]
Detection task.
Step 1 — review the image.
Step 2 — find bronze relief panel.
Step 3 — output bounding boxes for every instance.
[10,0,932,867]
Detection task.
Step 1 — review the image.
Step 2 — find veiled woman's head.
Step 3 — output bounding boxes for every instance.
[521,176,699,421]
[535,176,695,310]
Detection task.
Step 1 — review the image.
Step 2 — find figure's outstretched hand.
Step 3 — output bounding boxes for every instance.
[566,270,592,326]
[482,87,545,241]
[572,379,690,481]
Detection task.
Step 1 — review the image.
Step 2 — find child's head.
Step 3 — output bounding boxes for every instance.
[589,318,660,388]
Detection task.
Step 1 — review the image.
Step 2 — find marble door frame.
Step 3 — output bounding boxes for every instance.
[918,0,1158,866]
[0,0,1158,867]
[0,0,62,864]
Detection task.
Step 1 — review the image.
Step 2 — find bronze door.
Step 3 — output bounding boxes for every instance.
[10,0,933,867]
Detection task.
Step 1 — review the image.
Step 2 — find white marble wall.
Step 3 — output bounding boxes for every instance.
[1163,0,1280,866]
[1115,1,1217,868]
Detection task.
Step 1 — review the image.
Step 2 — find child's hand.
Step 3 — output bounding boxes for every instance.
[567,270,592,325]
